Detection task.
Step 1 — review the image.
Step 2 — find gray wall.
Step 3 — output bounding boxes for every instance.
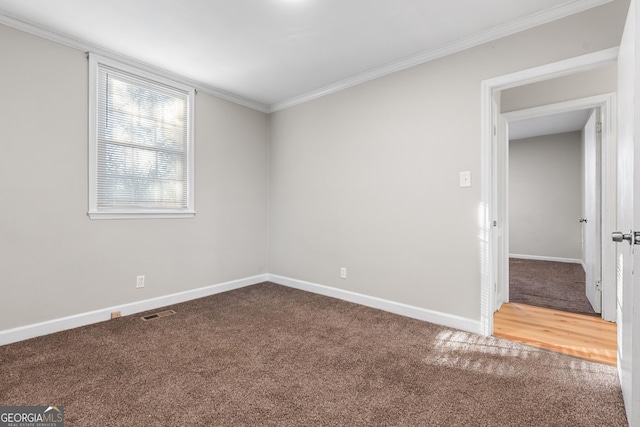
[0,24,269,331]
[509,132,583,260]
[501,65,618,112]
[268,1,628,321]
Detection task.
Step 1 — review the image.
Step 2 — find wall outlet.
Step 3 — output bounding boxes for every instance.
[340,267,347,279]
[136,275,145,288]
[111,311,121,319]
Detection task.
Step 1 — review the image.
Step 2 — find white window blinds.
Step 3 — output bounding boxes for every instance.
[89,54,195,219]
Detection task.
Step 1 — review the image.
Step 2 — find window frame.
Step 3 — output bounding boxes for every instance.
[88,53,196,220]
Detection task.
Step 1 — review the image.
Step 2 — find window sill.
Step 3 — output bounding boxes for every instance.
[88,211,196,220]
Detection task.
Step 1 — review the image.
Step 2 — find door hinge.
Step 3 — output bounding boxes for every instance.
[596,280,602,291]
[596,122,602,133]
[493,126,497,136]
[492,220,497,227]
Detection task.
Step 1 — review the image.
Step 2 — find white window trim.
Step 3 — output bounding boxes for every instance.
[88,53,196,220]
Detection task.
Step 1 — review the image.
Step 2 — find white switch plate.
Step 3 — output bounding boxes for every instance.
[460,171,471,188]
[340,267,347,279]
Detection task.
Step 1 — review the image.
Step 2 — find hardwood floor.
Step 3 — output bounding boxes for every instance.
[494,302,617,366]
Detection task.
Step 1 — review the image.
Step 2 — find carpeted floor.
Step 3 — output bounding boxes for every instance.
[509,258,598,316]
[0,283,627,426]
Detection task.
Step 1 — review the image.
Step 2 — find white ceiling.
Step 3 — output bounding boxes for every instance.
[0,0,613,111]
[509,109,592,140]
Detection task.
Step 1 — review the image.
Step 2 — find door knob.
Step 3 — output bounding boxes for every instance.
[579,218,588,223]
[612,230,640,244]
[612,231,631,242]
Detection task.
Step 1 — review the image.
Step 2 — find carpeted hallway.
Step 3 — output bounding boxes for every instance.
[509,258,598,316]
[0,283,627,426]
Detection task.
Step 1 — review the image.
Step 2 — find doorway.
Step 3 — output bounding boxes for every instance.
[506,106,603,317]
[500,97,616,322]
[479,48,619,337]
[491,98,617,365]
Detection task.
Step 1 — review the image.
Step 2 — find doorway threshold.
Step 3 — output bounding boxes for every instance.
[494,302,616,366]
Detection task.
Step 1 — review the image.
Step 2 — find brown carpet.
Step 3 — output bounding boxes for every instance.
[509,258,598,316]
[0,283,626,426]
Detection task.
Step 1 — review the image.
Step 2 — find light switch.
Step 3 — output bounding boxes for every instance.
[460,171,471,188]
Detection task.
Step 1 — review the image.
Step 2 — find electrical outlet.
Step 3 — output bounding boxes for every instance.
[340,267,347,279]
[136,275,145,288]
[111,311,121,319]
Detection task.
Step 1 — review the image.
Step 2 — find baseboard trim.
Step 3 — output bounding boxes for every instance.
[0,274,268,346]
[1,273,483,346]
[268,274,481,334]
[509,254,583,264]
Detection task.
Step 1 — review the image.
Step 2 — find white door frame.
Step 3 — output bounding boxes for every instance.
[500,94,617,321]
[480,47,619,336]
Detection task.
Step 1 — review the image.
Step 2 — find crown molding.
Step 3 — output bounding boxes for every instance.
[267,0,615,112]
[0,13,270,113]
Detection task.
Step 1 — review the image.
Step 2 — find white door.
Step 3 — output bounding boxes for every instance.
[583,109,602,313]
[616,0,639,423]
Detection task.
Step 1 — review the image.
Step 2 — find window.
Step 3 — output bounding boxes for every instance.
[88,54,195,219]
